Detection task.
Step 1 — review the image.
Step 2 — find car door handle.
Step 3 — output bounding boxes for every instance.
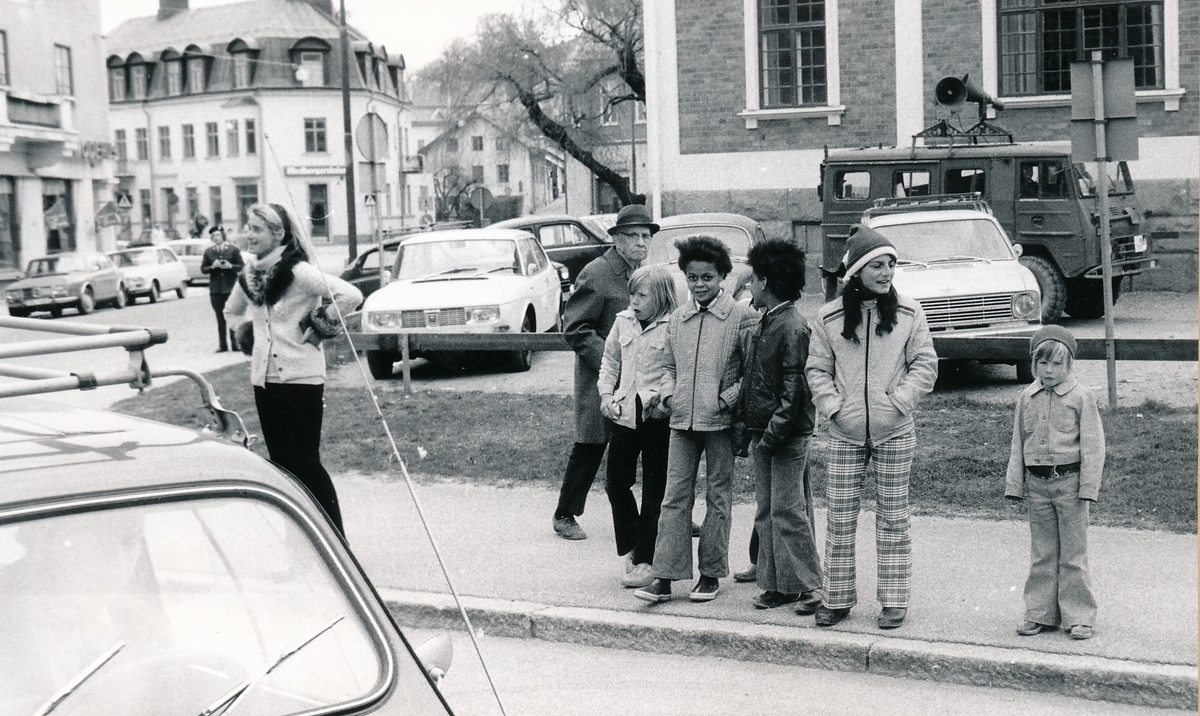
[1030,216,1045,228]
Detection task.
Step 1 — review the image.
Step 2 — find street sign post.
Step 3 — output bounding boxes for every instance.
[1070,54,1138,408]
[356,112,388,287]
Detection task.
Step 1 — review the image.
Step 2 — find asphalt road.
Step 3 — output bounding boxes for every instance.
[408,628,1190,716]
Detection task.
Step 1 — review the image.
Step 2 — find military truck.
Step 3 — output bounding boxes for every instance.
[818,80,1155,324]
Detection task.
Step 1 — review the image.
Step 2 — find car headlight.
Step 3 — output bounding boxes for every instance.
[50,286,69,298]
[1012,291,1040,320]
[367,311,403,329]
[465,305,501,324]
[5,290,19,302]
[556,265,570,282]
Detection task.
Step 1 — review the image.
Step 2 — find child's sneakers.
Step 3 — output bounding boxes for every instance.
[1069,624,1094,640]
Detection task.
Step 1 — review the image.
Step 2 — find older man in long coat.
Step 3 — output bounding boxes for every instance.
[552,204,658,540]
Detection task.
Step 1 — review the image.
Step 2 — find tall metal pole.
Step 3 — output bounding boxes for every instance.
[340,0,358,261]
[629,100,637,196]
[1091,50,1118,408]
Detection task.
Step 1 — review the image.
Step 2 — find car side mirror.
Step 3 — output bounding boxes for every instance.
[1012,244,1024,258]
[527,263,538,275]
[381,269,392,283]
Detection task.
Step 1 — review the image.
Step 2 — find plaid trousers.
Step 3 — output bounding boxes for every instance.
[822,432,916,610]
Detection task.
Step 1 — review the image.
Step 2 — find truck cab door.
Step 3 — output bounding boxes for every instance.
[1014,159,1085,275]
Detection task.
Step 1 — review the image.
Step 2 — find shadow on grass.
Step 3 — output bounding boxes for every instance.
[112,363,1197,534]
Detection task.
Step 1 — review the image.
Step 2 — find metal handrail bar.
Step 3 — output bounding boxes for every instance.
[0,315,169,341]
[0,332,162,360]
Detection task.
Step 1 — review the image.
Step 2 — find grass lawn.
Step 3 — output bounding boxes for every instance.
[112,362,1197,533]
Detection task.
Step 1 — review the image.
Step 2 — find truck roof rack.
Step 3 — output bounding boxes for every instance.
[863,194,993,219]
[0,315,253,447]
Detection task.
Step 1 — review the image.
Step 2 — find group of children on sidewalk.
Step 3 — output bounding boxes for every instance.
[595,227,1106,638]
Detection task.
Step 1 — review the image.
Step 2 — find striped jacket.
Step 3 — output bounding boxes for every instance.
[805,294,938,446]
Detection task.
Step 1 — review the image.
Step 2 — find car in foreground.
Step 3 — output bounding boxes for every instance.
[4,252,126,317]
[360,228,563,376]
[109,246,190,303]
[858,198,1042,379]
[489,214,611,288]
[646,212,767,305]
[164,238,212,285]
[0,318,456,716]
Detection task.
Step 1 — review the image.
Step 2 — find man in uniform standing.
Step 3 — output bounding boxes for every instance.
[200,226,245,353]
[552,204,657,540]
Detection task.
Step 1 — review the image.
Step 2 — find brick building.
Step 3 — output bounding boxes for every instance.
[644,0,1198,288]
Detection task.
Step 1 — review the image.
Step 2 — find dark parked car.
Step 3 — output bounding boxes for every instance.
[340,239,403,299]
[489,214,612,288]
[4,252,127,317]
[0,319,456,716]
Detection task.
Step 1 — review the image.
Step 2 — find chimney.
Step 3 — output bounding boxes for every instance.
[303,0,334,17]
[158,0,188,21]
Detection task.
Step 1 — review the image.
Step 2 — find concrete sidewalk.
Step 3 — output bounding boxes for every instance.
[337,473,1198,710]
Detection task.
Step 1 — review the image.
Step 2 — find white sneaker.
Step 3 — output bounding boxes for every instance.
[622,562,655,588]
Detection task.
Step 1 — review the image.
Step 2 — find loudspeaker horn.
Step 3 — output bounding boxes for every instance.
[935,74,1005,111]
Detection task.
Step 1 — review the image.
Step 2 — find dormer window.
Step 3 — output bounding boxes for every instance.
[233,54,250,88]
[107,57,127,101]
[290,37,331,88]
[188,59,205,93]
[227,38,260,89]
[166,61,182,95]
[127,53,149,100]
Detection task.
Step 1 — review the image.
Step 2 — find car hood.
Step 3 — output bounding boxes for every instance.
[115,265,162,279]
[5,274,76,289]
[893,259,1038,300]
[363,274,533,311]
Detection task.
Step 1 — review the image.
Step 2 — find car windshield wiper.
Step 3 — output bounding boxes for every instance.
[486,265,517,274]
[437,268,480,275]
[31,641,125,716]
[197,615,343,716]
[896,259,929,268]
[930,255,992,264]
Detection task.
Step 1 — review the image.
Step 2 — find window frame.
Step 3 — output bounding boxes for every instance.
[982,0,1184,110]
[233,53,251,88]
[0,30,8,86]
[245,118,257,155]
[130,63,147,100]
[226,119,240,157]
[304,118,328,154]
[54,44,73,96]
[158,125,171,160]
[205,121,219,157]
[497,164,510,183]
[135,128,149,161]
[740,0,843,127]
[166,60,182,96]
[182,124,196,159]
[187,57,205,94]
[109,67,126,101]
[471,135,484,152]
[114,129,127,161]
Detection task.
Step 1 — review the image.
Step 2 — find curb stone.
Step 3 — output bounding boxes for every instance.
[379,589,1198,711]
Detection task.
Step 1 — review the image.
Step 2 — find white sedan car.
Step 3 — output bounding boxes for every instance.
[108,246,190,303]
[360,228,562,376]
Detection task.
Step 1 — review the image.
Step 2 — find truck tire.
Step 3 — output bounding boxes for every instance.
[1019,256,1067,324]
[1064,276,1123,319]
[366,350,395,379]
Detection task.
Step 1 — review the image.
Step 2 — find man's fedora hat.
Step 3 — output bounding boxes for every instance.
[608,204,659,235]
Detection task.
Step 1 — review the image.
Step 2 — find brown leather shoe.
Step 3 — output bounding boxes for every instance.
[878,607,907,629]
[794,591,822,615]
[814,606,851,627]
[1017,621,1050,636]
[552,516,587,540]
[752,591,799,609]
[733,565,757,583]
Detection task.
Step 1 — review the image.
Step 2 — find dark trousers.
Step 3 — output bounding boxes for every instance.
[210,292,236,350]
[555,442,607,519]
[605,415,670,565]
[254,383,343,535]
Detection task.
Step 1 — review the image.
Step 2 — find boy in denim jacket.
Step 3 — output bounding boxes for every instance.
[1006,325,1105,640]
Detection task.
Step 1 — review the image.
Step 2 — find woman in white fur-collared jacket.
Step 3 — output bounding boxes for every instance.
[224,203,362,535]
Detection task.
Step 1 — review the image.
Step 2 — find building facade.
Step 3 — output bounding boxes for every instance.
[106,0,425,247]
[0,0,115,281]
[645,0,1198,288]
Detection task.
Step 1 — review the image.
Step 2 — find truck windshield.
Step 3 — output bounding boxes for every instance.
[1073,161,1134,197]
[873,219,1014,263]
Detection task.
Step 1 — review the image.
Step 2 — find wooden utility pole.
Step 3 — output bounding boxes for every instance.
[340,0,358,260]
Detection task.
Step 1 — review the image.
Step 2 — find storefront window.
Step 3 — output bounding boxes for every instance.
[0,178,18,271]
[42,179,75,253]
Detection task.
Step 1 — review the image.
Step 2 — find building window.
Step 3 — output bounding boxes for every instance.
[236,183,258,227]
[308,184,329,237]
[139,189,152,227]
[635,101,647,123]
[601,99,620,126]
[999,0,1165,96]
[298,51,325,87]
[759,0,827,107]
[418,184,430,211]
[182,124,195,158]
[233,53,250,88]
[245,119,257,155]
[163,187,180,230]
[226,119,240,157]
[158,125,171,160]
[135,128,149,161]
[0,31,8,86]
[109,67,126,101]
[209,186,223,227]
[205,122,219,157]
[188,58,205,93]
[166,61,182,96]
[446,137,459,152]
[471,135,484,151]
[0,178,16,271]
[43,180,75,253]
[472,165,484,183]
[945,168,986,195]
[497,164,510,183]
[494,137,507,152]
[186,187,200,221]
[304,118,327,153]
[54,45,73,95]
[114,129,127,161]
[131,64,147,99]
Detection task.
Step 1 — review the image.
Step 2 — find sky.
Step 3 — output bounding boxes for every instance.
[99,0,531,74]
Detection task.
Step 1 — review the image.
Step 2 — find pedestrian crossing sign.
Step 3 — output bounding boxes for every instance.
[115,193,133,210]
